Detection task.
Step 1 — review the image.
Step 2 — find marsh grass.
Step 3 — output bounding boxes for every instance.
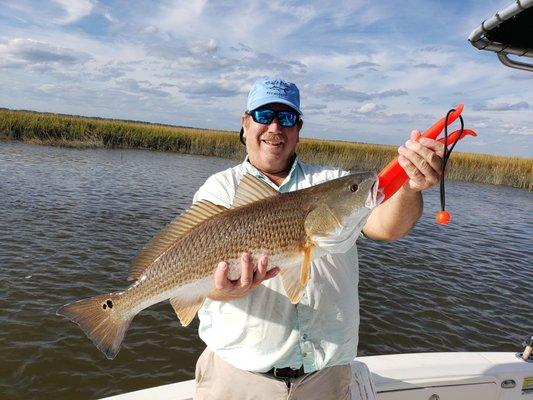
[1,109,531,189]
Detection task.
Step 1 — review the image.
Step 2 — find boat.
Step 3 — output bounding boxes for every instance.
[99,348,533,399]
[97,2,533,399]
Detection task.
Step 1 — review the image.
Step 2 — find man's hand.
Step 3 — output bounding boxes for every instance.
[363,129,445,241]
[208,252,280,301]
[397,130,445,192]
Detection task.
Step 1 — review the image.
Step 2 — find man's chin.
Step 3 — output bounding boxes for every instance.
[258,154,293,172]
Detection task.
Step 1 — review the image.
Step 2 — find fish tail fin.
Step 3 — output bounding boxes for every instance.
[57,292,133,359]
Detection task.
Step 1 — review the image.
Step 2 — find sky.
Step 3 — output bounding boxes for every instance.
[0,0,531,157]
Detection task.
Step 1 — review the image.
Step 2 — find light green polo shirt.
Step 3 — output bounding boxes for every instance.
[192,157,373,373]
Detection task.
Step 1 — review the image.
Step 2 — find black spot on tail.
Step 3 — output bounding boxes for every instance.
[57,293,133,359]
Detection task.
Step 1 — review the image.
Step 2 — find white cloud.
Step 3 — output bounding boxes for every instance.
[175,80,242,98]
[474,101,529,111]
[305,83,407,102]
[267,1,317,23]
[324,0,388,27]
[51,0,94,24]
[150,0,215,40]
[0,38,91,67]
[357,103,378,113]
[502,124,533,136]
[102,11,115,23]
[347,61,380,70]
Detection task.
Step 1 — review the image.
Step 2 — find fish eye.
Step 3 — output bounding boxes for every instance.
[349,184,358,192]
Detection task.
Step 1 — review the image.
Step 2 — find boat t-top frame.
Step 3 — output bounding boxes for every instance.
[469,0,533,71]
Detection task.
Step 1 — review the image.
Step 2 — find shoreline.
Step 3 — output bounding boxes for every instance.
[1,108,531,190]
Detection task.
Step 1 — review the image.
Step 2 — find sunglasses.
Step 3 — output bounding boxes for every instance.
[246,108,300,127]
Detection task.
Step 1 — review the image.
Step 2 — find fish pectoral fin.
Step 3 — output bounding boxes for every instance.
[300,245,312,286]
[169,296,205,327]
[280,268,305,304]
[280,247,312,304]
[304,203,342,237]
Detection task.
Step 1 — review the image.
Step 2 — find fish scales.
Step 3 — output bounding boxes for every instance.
[57,171,378,359]
[122,192,309,312]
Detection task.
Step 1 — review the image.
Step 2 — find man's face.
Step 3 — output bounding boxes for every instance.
[241,103,302,174]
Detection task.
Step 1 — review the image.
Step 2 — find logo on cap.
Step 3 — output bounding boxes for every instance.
[264,79,291,96]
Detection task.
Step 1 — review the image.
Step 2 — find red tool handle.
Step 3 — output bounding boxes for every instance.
[377,104,476,202]
[379,129,476,200]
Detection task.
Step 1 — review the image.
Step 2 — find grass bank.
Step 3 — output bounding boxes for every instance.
[1,109,531,190]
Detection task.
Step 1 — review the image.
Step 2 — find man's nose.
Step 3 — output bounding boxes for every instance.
[267,116,283,132]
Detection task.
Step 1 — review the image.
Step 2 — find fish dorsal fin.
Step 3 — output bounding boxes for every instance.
[169,296,206,326]
[128,201,228,281]
[231,173,279,208]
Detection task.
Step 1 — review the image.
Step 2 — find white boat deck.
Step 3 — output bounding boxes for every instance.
[99,352,533,400]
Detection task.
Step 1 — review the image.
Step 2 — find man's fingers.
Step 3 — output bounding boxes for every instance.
[264,267,280,280]
[419,137,445,158]
[253,256,268,285]
[398,155,425,187]
[240,253,254,288]
[399,143,441,185]
[214,261,230,290]
[404,139,442,175]
[211,256,280,300]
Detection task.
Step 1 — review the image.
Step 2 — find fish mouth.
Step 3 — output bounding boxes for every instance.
[365,175,383,209]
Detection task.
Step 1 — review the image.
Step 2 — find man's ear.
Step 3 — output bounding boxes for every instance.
[295,119,303,143]
[240,114,248,145]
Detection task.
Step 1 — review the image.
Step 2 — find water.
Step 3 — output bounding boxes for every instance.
[0,141,531,399]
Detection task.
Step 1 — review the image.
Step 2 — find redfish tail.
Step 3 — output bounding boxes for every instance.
[57,292,133,360]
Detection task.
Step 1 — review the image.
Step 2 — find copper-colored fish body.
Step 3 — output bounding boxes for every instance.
[57,171,378,359]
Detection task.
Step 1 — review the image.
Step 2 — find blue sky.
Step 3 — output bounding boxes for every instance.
[0,0,531,157]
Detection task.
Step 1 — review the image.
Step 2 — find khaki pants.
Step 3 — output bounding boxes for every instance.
[195,348,376,400]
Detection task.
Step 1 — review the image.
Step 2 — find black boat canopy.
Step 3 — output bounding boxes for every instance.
[469,0,533,71]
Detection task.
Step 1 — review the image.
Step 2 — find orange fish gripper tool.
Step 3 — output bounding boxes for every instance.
[376,103,477,224]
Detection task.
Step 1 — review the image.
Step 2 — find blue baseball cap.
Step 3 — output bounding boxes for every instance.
[246,77,302,115]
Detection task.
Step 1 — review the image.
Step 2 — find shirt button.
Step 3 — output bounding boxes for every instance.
[302,334,308,340]
[302,352,308,357]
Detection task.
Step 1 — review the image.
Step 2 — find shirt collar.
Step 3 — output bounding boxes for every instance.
[242,154,300,190]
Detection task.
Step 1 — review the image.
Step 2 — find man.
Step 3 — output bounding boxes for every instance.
[193,78,444,399]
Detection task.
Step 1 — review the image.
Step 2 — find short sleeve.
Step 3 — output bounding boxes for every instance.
[192,172,237,208]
